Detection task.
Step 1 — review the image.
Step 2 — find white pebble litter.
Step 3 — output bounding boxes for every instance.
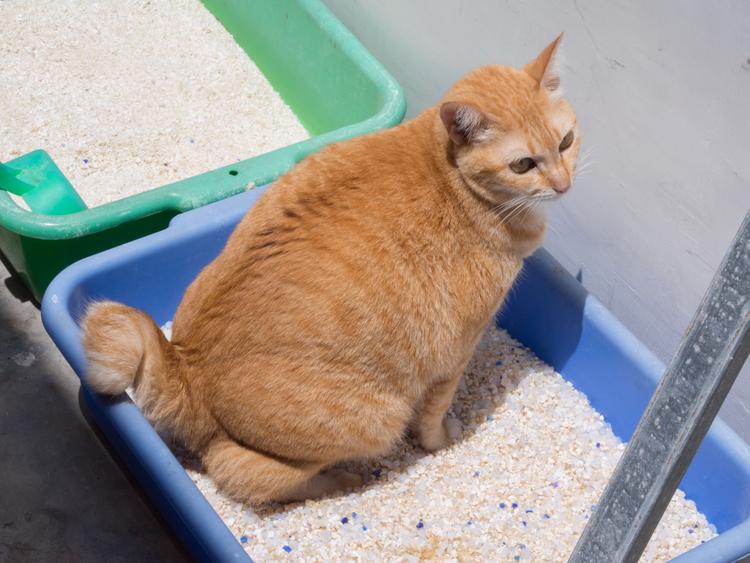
[157,322,715,562]
[0,0,308,208]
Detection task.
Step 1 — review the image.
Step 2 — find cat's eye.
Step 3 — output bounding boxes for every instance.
[509,157,536,174]
[559,130,574,152]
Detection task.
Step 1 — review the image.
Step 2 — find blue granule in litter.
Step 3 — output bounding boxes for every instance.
[688,528,694,534]
[499,502,506,509]
[514,556,520,561]
[596,442,601,448]
[282,545,292,553]
[372,468,382,478]
[189,139,195,143]
[416,520,424,529]
[543,513,551,519]
[83,158,89,164]
[551,481,559,488]
[474,471,480,477]
[352,512,357,519]
[525,509,533,514]
[521,521,527,527]
[519,543,526,550]
[239,535,248,543]
[591,504,597,511]
[486,415,494,421]
[341,517,349,524]
[511,502,518,509]
[495,360,503,367]
[362,525,368,531]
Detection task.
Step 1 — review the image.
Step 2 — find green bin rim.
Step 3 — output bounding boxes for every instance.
[0,0,405,241]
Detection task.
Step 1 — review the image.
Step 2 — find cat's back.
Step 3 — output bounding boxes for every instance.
[171,117,446,350]
[174,113,517,360]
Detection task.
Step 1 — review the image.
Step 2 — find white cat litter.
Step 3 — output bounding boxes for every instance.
[157,323,715,562]
[0,0,308,208]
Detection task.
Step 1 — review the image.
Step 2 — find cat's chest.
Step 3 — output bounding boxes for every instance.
[451,248,521,312]
[405,246,520,378]
[411,234,521,330]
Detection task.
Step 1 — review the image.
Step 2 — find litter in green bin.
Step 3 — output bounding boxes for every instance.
[1,0,308,209]
[1,150,86,215]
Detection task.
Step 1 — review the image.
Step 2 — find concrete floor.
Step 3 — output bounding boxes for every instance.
[0,260,187,563]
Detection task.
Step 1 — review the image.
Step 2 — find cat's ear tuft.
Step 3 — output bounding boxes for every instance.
[523,33,563,94]
[440,102,488,146]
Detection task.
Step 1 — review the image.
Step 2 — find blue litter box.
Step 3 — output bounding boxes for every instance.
[41,187,750,562]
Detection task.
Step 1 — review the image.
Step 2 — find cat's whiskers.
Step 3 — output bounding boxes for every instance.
[494,196,532,223]
[573,146,595,181]
[493,188,561,225]
[579,145,595,160]
[574,160,595,181]
[520,196,548,224]
[492,194,526,212]
[519,199,541,221]
[492,195,529,221]
[500,196,537,224]
[530,189,557,202]
[530,198,544,217]
[502,204,530,224]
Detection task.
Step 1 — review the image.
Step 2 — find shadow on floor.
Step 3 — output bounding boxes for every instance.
[0,263,188,563]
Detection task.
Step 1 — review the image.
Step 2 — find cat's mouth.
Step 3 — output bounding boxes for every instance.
[536,188,565,201]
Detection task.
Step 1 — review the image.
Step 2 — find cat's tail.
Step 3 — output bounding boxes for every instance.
[80,301,202,437]
[81,301,174,394]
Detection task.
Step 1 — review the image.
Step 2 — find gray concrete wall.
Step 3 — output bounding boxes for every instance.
[324,0,750,441]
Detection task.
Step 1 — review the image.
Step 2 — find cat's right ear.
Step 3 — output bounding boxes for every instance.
[523,33,563,94]
[440,102,488,145]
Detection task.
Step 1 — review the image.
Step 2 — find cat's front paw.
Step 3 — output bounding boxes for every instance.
[419,416,462,452]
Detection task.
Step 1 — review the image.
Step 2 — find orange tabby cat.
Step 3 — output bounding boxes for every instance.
[82,35,580,504]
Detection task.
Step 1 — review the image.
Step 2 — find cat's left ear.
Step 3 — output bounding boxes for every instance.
[440,102,489,145]
[523,33,563,94]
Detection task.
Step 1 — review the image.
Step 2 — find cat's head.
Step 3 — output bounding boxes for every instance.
[439,35,580,207]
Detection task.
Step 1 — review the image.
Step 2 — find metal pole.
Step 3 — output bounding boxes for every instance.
[568,211,750,563]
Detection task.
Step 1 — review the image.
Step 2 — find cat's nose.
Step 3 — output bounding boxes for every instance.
[552,180,571,194]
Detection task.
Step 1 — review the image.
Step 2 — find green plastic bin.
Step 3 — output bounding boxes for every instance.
[0,0,405,301]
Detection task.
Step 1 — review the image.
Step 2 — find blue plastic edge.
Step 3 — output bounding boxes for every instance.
[41,188,750,562]
[41,191,267,563]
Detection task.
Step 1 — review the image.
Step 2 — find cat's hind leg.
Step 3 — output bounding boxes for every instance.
[203,437,361,503]
[416,375,463,451]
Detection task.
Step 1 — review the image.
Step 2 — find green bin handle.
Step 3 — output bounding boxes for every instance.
[0,158,87,215]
